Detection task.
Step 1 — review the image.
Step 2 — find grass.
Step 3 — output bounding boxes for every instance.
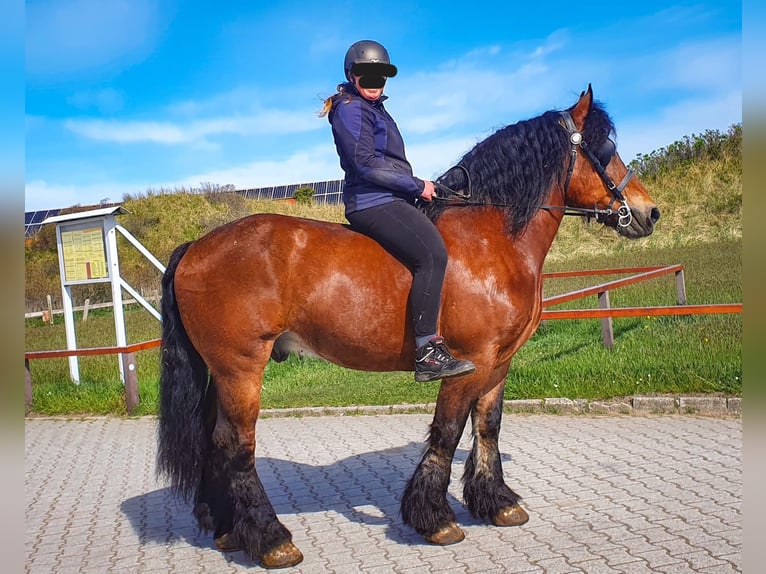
[25,239,741,416]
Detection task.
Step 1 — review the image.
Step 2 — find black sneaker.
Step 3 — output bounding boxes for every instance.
[414,337,476,382]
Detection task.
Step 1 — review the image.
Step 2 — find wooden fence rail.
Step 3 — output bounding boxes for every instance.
[24,338,161,413]
[540,265,741,347]
[540,304,743,320]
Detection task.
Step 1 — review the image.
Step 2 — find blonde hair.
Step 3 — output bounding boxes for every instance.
[318,83,353,118]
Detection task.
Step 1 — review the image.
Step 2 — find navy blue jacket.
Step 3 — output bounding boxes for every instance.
[328,83,425,214]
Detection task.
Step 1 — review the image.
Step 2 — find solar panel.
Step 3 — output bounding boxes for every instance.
[24,179,346,238]
[233,179,344,203]
[25,208,62,238]
[30,210,49,223]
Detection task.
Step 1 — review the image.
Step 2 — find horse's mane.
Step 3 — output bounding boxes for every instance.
[420,99,616,236]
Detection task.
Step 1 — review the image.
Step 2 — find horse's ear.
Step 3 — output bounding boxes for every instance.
[570,84,593,129]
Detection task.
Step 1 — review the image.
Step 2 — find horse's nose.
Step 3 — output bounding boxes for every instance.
[650,207,661,225]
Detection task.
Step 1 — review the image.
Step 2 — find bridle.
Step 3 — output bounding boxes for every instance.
[553,111,634,229]
[432,111,635,230]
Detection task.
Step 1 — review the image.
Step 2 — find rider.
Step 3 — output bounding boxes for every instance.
[320,40,475,383]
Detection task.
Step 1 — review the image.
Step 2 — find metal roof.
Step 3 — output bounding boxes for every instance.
[41,206,129,225]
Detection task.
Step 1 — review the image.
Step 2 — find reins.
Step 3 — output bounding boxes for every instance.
[431,189,615,220]
[428,111,634,229]
[432,165,472,200]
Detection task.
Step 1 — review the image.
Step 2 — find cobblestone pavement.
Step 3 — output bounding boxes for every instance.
[25,414,741,573]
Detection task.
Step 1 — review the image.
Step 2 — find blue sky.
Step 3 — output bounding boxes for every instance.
[24,0,742,212]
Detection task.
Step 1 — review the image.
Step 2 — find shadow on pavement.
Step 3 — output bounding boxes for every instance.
[121,441,514,565]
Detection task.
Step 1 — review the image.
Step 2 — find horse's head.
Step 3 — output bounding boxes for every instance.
[561,85,660,238]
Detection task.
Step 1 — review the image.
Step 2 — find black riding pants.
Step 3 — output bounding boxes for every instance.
[347,200,447,345]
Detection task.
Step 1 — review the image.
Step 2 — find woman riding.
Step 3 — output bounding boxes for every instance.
[320,39,475,383]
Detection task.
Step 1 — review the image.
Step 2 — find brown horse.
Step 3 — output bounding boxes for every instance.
[157,85,660,568]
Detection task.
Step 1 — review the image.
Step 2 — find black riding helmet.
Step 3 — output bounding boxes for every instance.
[344,40,398,82]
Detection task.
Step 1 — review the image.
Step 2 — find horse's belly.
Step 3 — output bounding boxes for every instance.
[269,330,413,372]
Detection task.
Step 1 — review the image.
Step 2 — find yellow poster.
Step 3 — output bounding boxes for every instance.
[61,227,108,281]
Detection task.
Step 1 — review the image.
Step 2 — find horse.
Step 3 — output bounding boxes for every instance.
[157,85,660,568]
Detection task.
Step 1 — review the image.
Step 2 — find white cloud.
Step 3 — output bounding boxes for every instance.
[63,108,324,146]
[653,36,741,91]
[176,145,343,190]
[406,136,483,179]
[617,90,742,161]
[530,29,569,59]
[385,32,595,138]
[25,145,344,212]
[25,179,143,211]
[64,119,191,145]
[661,90,742,127]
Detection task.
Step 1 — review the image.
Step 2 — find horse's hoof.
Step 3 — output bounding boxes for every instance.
[261,541,304,569]
[214,532,241,552]
[492,503,529,527]
[425,522,465,545]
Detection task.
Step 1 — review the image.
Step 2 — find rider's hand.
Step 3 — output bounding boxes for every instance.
[419,180,436,202]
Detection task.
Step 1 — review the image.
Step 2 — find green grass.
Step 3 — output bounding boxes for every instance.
[25,239,741,416]
[26,307,162,416]
[517,239,741,399]
[506,314,740,399]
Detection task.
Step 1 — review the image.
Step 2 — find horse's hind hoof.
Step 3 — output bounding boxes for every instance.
[425,522,465,545]
[214,533,241,552]
[261,541,304,569]
[492,503,529,527]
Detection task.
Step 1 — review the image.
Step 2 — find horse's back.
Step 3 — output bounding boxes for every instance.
[172,213,416,369]
[177,212,408,290]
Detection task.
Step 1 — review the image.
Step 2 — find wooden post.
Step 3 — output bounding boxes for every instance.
[122,352,140,414]
[598,290,615,348]
[82,298,90,322]
[675,268,687,305]
[25,359,33,411]
[46,294,54,325]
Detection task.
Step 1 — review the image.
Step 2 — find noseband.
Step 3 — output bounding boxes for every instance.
[557,111,634,228]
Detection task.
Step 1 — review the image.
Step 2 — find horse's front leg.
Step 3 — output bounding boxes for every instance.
[462,367,529,527]
[401,373,477,545]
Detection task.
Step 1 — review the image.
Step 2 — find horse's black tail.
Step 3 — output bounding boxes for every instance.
[157,241,211,503]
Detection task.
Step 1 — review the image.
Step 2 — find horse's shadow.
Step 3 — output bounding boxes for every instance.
[121,441,513,564]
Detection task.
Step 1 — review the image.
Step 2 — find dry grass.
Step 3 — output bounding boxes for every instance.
[546,156,741,263]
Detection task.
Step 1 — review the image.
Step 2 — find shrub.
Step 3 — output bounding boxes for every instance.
[293,186,315,205]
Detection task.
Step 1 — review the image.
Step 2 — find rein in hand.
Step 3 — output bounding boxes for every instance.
[429,176,619,221]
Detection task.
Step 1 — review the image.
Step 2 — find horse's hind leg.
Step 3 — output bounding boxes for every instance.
[211,358,303,568]
[462,374,529,527]
[191,383,234,538]
[191,381,250,549]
